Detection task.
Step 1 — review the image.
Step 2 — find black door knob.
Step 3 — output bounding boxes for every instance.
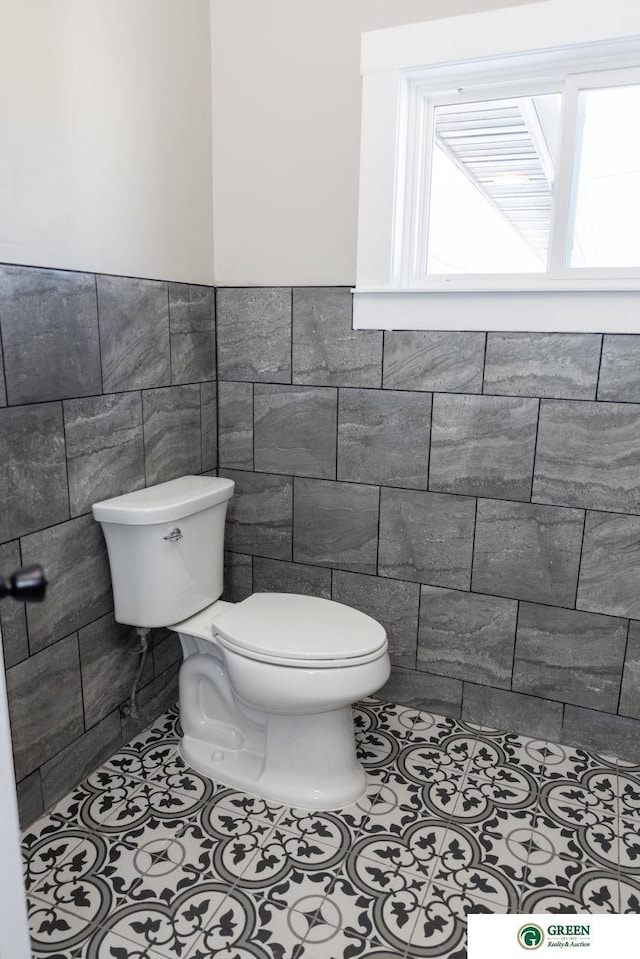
[0,565,48,603]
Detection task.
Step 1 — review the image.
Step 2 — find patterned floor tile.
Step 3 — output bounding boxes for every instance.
[23,698,640,959]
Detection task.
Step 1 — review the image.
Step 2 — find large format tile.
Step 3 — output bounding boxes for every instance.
[7,634,84,781]
[78,613,153,728]
[98,275,171,392]
[0,539,29,668]
[253,556,331,598]
[22,514,113,653]
[255,384,337,479]
[64,392,145,516]
[533,399,640,513]
[39,710,122,813]
[337,388,431,488]
[0,403,69,542]
[418,586,517,688]
[292,287,382,387]
[332,570,420,668]
[168,282,216,385]
[378,488,475,589]
[513,602,627,712]
[561,706,640,765]
[293,478,379,574]
[0,264,101,404]
[217,287,291,383]
[16,771,43,830]
[484,333,601,399]
[472,499,584,607]
[619,621,640,720]
[383,330,485,393]
[142,385,201,485]
[378,667,463,718]
[577,511,640,619]
[462,683,563,742]
[222,552,253,603]
[219,469,293,560]
[0,338,6,406]
[218,381,254,470]
[430,393,539,501]
[598,334,640,402]
[200,381,217,472]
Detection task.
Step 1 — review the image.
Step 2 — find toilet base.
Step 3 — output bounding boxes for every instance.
[180,705,368,811]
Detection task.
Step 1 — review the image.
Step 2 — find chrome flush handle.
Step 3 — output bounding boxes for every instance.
[163,527,183,542]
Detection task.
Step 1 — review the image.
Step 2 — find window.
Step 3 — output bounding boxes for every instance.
[354,0,640,331]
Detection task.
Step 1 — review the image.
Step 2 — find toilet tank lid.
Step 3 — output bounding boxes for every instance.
[92,476,235,525]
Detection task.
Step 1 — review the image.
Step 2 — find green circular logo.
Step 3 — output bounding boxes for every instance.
[518,924,545,950]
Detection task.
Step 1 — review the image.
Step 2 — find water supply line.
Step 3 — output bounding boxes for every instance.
[121,627,150,721]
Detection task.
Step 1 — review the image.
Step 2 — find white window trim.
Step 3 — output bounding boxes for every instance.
[353,0,640,331]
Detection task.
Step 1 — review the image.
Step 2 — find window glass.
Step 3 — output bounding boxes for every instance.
[426,95,560,274]
[567,83,640,268]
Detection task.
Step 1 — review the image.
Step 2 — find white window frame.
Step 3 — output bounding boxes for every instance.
[353,0,640,332]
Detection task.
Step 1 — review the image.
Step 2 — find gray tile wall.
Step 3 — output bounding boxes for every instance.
[5,268,640,827]
[0,264,214,827]
[216,286,640,763]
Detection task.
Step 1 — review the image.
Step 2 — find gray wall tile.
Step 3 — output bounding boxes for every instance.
[598,335,640,402]
[168,282,216,385]
[79,613,153,729]
[513,602,627,712]
[293,478,379,574]
[0,403,69,542]
[143,385,202,485]
[418,586,517,688]
[383,331,485,393]
[120,662,180,743]
[333,570,420,668]
[64,392,145,517]
[338,388,431,489]
[16,770,43,829]
[562,706,640,764]
[620,621,640,720]
[22,515,113,653]
[0,337,6,406]
[378,666,462,718]
[98,275,170,392]
[484,333,601,399]
[0,265,101,404]
[255,385,337,479]
[472,499,584,607]
[152,628,183,676]
[218,381,254,470]
[577,511,640,619]
[40,710,122,812]
[378,488,475,589]
[220,469,292,560]
[533,399,640,514]
[217,288,291,383]
[430,393,538,500]
[201,382,217,472]
[0,540,29,668]
[223,552,253,603]
[462,683,563,741]
[253,556,331,599]
[7,634,84,781]
[292,287,382,387]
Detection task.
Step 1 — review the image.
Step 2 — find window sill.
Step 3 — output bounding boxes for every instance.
[352,288,640,333]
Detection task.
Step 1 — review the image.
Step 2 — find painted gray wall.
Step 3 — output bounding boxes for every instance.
[3,265,640,826]
[0,263,217,826]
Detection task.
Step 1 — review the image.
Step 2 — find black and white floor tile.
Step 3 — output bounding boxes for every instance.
[24,699,640,958]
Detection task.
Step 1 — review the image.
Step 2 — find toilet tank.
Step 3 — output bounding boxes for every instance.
[92,476,235,628]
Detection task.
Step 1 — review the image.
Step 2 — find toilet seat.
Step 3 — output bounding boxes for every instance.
[177,593,388,668]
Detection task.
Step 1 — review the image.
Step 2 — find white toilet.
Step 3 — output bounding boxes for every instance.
[92,475,390,810]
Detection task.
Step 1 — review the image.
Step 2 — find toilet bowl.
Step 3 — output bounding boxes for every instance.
[92,476,390,809]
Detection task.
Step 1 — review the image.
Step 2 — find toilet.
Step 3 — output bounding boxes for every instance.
[92,475,390,810]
